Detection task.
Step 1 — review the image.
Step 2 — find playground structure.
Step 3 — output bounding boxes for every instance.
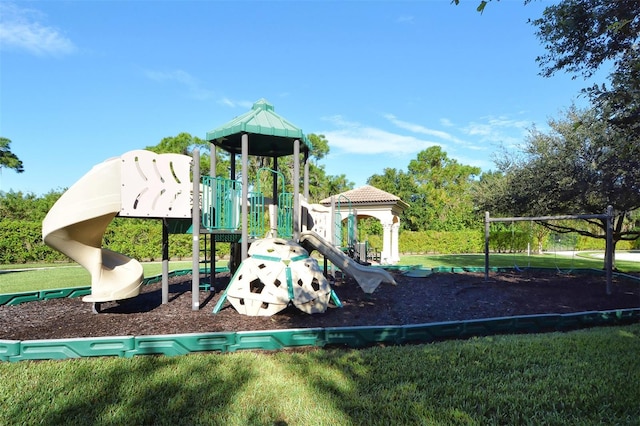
[42,99,397,316]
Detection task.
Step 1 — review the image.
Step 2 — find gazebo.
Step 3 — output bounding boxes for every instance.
[320,185,409,264]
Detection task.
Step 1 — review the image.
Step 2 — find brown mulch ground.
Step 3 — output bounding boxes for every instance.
[2,270,639,341]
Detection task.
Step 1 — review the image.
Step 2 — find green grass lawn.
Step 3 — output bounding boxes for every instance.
[399,251,640,272]
[1,324,638,425]
[0,261,202,294]
[2,256,639,424]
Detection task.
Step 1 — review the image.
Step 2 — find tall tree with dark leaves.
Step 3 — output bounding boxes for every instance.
[476,107,640,266]
[0,137,25,175]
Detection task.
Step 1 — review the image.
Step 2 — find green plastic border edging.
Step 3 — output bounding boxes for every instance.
[2,309,639,362]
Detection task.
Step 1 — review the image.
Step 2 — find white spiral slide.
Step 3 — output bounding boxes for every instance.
[42,150,192,303]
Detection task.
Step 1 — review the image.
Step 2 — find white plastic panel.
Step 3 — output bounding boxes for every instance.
[120,150,192,218]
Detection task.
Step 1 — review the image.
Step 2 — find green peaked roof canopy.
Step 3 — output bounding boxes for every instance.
[206,99,309,157]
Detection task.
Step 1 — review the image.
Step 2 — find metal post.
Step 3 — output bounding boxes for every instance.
[211,145,216,177]
[484,211,490,281]
[241,133,249,260]
[162,218,169,304]
[303,151,309,199]
[192,148,200,310]
[210,145,217,290]
[293,139,300,241]
[605,205,613,295]
[273,157,278,200]
[272,157,278,236]
[230,152,236,180]
[330,196,335,246]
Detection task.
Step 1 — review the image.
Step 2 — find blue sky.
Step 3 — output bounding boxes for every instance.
[1,0,604,196]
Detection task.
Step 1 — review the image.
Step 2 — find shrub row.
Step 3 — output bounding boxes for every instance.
[0,220,66,263]
[365,230,637,255]
[1,219,636,264]
[0,219,231,265]
[395,230,485,254]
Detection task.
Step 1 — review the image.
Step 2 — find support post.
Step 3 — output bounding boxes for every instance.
[241,133,249,260]
[192,148,200,310]
[211,145,216,177]
[272,157,278,236]
[303,151,309,199]
[293,139,300,241]
[162,218,169,304]
[484,211,490,281]
[210,145,217,290]
[330,196,335,246]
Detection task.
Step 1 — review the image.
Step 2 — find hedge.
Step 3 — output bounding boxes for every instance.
[1,219,637,264]
[0,219,230,265]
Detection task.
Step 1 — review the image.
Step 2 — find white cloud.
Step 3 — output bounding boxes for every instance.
[217,97,253,109]
[321,115,439,155]
[463,115,531,146]
[0,3,76,56]
[319,112,532,168]
[144,69,215,100]
[396,15,415,24]
[384,113,484,150]
[384,113,456,141]
[440,118,454,127]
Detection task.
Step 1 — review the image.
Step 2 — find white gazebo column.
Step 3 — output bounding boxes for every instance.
[381,221,392,265]
[390,220,400,264]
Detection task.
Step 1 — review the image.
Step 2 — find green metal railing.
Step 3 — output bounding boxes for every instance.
[200,172,294,238]
[201,176,241,231]
[278,192,293,239]
[336,195,356,249]
[252,168,293,239]
[248,191,265,238]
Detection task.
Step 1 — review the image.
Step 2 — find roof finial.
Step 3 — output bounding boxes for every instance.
[252,98,274,111]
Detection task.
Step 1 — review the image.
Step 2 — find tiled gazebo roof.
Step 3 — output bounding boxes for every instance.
[320,185,409,209]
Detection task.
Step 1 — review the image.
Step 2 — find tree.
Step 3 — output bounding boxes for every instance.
[306,133,330,162]
[590,49,640,141]
[532,0,640,79]
[144,132,229,177]
[304,134,353,201]
[255,133,353,202]
[0,137,25,174]
[451,0,490,14]
[526,0,640,266]
[368,167,418,230]
[368,147,480,231]
[408,147,481,231]
[532,0,640,149]
[477,106,640,264]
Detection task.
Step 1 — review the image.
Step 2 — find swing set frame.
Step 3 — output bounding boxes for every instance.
[483,206,614,295]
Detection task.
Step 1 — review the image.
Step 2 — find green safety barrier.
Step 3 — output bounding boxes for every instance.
[2,308,639,362]
[10,336,135,361]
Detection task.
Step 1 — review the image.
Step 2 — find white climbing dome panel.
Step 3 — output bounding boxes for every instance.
[225,238,332,316]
